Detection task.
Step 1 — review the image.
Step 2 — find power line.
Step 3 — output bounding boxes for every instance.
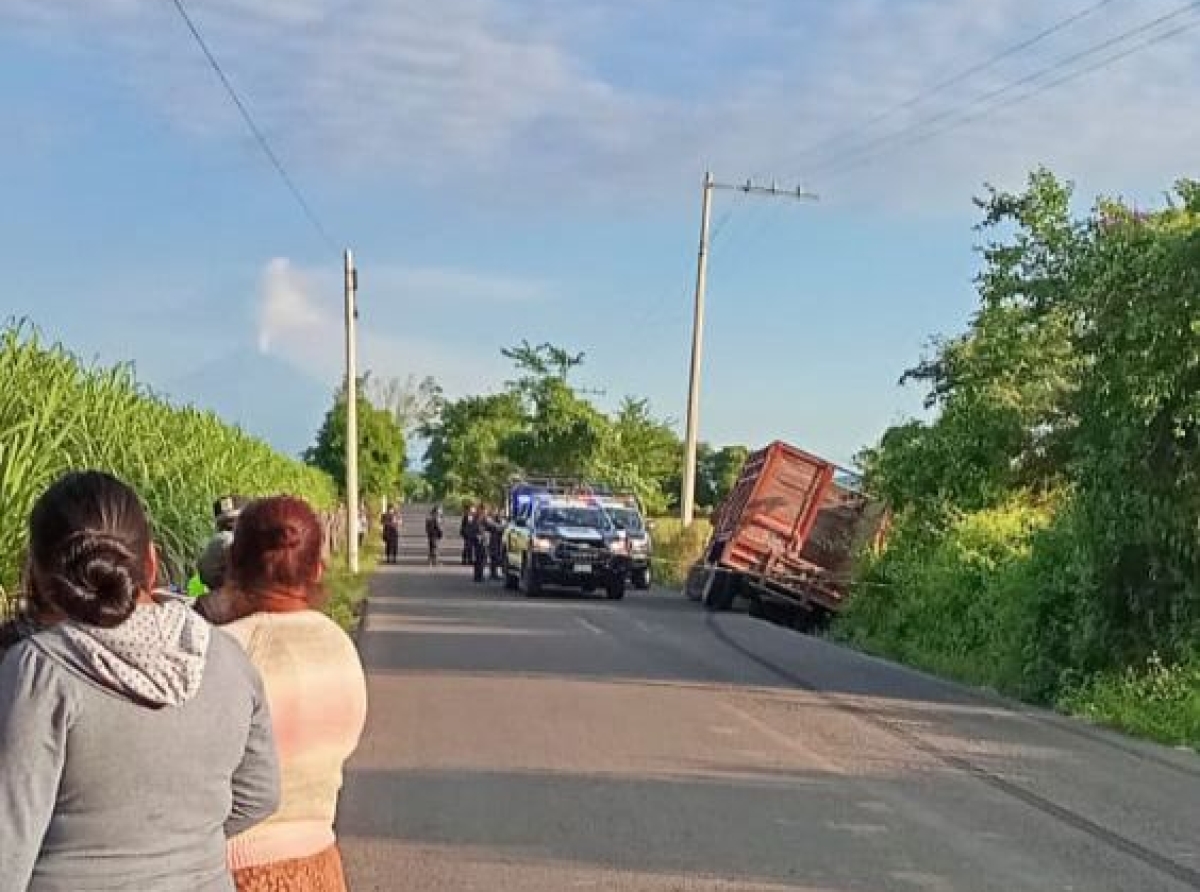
[818,6,1200,181]
[797,0,1121,168]
[162,0,339,253]
[810,1,1200,179]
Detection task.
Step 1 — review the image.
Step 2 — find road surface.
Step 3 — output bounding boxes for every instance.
[337,562,1200,892]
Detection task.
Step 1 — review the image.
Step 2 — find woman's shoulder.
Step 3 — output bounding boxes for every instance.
[205,625,264,686]
[0,635,77,709]
[225,610,358,663]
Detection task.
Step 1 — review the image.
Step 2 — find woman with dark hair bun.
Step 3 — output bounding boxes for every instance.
[197,495,367,892]
[0,470,280,892]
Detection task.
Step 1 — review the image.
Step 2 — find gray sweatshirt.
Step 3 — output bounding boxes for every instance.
[0,598,280,892]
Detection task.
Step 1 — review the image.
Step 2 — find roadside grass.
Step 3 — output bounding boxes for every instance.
[323,546,379,634]
[650,517,712,588]
[1058,654,1200,751]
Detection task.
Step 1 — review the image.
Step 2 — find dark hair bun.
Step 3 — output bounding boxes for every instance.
[44,533,141,628]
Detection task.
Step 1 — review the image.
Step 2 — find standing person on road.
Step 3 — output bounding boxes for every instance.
[487,509,506,581]
[466,504,490,584]
[0,471,279,892]
[380,506,400,564]
[459,504,475,565]
[425,506,444,566]
[197,496,367,892]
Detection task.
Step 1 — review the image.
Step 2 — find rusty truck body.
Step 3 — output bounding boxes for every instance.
[686,440,887,627]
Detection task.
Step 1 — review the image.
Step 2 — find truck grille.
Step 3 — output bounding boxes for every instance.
[554,541,606,563]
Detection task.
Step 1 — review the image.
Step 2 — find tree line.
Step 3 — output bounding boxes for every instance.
[306,343,748,516]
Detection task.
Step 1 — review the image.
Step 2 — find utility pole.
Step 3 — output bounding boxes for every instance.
[680,174,818,527]
[344,248,360,573]
[681,171,714,528]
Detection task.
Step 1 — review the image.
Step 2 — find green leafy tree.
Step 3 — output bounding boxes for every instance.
[421,343,684,513]
[594,398,682,514]
[697,444,749,509]
[307,379,407,498]
[846,169,1200,732]
[422,392,525,504]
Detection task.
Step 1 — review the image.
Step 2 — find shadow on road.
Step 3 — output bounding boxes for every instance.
[334,763,1144,892]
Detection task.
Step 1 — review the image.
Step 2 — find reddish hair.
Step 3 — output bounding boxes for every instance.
[229,496,324,605]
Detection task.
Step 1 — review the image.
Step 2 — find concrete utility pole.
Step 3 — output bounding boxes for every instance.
[681,172,714,529]
[680,174,818,527]
[344,248,360,573]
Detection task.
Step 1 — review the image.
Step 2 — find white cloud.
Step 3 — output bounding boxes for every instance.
[255,257,521,394]
[4,0,1198,211]
[257,258,325,356]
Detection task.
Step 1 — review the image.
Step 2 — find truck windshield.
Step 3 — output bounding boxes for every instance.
[537,507,609,530]
[607,508,644,533]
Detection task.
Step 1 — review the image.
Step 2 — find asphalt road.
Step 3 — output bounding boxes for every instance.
[337,561,1200,892]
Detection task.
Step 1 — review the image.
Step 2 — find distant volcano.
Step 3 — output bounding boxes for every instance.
[163,347,332,458]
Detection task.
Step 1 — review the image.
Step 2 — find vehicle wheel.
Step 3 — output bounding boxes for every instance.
[520,556,541,597]
[631,566,651,590]
[703,573,735,611]
[605,575,626,600]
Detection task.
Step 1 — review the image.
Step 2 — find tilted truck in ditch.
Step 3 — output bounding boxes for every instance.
[685,440,888,629]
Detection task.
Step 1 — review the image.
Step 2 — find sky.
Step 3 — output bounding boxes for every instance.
[2,0,1198,466]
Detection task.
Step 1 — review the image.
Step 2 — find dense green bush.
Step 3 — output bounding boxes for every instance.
[841,171,1200,747]
[840,498,1055,697]
[0,324,336,598]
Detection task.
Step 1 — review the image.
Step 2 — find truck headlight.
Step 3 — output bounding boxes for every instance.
[532,537,554,552]
[608,538,630,555]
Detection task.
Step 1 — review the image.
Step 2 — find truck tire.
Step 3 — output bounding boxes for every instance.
[703,573,736,612]
[631,566,651,590]
[605,575,626,600]
[684,564,708,601]
[520,556,541,597]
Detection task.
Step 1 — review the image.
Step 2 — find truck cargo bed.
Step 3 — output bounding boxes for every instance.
[695,441,887,619]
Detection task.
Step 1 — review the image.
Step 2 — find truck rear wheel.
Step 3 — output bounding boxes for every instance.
[605,575,626,600]
[631,566,651,590]
[703,573,736,611]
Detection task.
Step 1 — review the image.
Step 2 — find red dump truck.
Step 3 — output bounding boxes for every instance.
[685,440,888,629]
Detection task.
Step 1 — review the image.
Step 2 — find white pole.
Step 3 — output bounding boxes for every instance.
[344,248,360,573]
[682,171,714,527]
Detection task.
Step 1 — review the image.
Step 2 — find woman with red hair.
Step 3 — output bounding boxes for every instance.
[197,496,367,892]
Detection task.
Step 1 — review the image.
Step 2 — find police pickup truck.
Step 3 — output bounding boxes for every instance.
[502,489,631,599]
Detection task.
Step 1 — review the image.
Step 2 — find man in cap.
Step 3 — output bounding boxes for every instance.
[192,495,246,595]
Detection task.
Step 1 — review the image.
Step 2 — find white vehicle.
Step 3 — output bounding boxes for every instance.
[597,495,653,590]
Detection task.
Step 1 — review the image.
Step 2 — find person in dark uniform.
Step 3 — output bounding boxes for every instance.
[487,510,506,580]
[459,504,475,566]
[466,504,490,583]
[424,506,444,566]
[381,507,400,564]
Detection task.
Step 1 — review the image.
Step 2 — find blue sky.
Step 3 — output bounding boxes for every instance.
[3,0,1197,465]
